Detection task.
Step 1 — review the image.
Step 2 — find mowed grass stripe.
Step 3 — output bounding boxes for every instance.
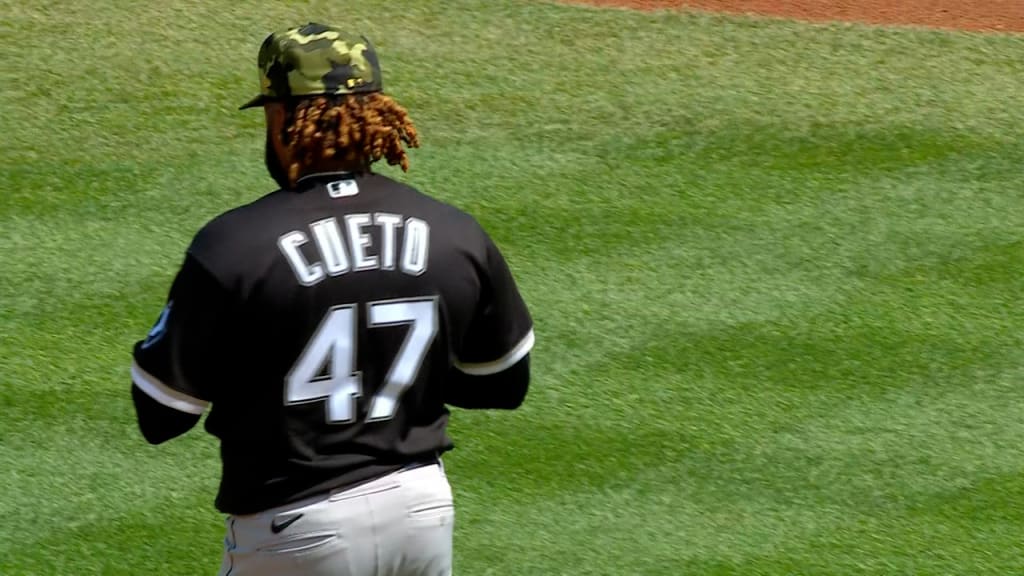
[447,241,1023,575]
[450,253,1024,573]
[448,369,1024,574]
[453,236,1024,492]
[4,0,1024,574]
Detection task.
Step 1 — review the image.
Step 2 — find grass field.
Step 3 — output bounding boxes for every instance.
[3,0,1024,574]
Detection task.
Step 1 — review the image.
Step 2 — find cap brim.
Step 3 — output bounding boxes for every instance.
[238,95,268,110]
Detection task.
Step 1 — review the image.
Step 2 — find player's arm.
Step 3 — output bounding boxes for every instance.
[445,355,530,410]
[447,230,534,410]
[130,254,227,444]
[131,383,202,444]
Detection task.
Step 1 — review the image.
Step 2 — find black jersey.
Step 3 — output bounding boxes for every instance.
[131,171,534,514]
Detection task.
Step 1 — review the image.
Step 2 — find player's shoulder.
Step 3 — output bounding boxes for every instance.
[193,190,289,246]
[186,189,292,278]
[369,174,483,231]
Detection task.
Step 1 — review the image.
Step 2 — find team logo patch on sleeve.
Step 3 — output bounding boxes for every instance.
[141,302,173,349]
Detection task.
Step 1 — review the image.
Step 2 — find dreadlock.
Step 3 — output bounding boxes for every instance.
[282,93,420,185]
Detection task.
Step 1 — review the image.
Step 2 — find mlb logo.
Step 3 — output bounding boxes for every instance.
[327,180,359,198]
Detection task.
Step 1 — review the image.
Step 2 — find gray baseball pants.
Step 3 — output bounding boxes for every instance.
[218,462,454,576]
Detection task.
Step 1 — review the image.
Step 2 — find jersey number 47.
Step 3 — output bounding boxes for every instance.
[285,296,438,424]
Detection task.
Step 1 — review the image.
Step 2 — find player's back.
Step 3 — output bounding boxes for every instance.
[187,172,502,514]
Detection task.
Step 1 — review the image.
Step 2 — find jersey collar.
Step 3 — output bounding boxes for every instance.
[295,170,368,189]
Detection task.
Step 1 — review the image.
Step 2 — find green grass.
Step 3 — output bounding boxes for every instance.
[3,0,1024,574]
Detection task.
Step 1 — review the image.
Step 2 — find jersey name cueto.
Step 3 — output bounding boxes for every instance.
[278,212,430,285]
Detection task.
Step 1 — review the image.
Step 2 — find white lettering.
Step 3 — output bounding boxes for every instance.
[345,213,378,271]
[278,231,325,286]
[374,213,403,270]
[310,218,350,276]
[401,217,429,276]
[279,213,430,286]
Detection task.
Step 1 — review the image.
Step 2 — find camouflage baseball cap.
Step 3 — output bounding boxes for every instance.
[240,23,382,110]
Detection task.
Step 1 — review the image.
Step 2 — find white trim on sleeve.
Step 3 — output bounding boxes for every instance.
[131,360,209,415]
[455,329,535,376]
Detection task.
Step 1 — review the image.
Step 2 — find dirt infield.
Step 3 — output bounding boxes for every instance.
[572,0,1024,32]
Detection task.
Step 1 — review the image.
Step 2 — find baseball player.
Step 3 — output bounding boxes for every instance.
[130,23,534,576]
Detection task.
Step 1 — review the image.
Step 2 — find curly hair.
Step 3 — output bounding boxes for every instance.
[282,93,420,184]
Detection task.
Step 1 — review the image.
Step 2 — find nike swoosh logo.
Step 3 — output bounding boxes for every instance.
[270,513,304,534]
